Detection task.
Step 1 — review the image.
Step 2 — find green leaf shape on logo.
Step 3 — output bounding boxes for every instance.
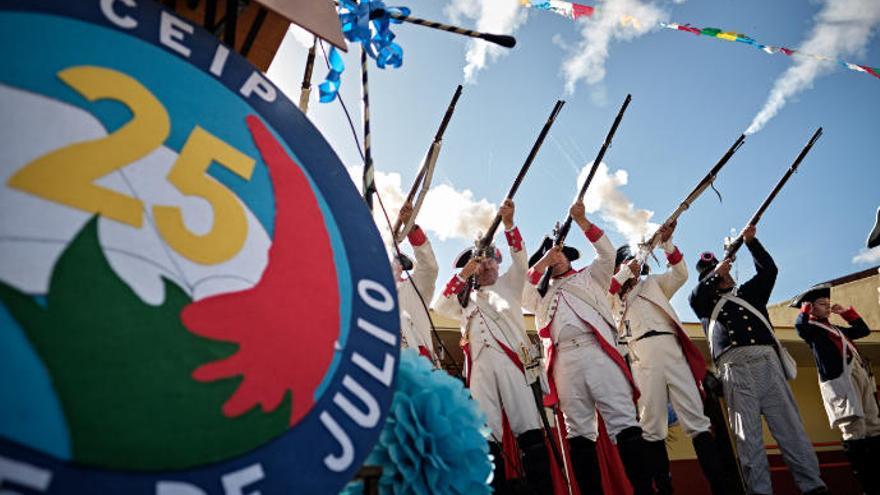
[0,217,290,471]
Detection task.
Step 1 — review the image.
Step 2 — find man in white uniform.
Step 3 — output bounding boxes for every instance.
[434,199,552,494]
[394,202,439,362]
[523,201,653,495]
[610,221,732,494]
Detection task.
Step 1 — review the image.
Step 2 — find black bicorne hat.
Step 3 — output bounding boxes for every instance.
[397,253,414,272]
[789,284,831,308]
[615,245,649,275]
[616,245,633,267]
[696,251,719,278]
[528,236,580,268]
[868,207,880,249]
[454,246,502,269]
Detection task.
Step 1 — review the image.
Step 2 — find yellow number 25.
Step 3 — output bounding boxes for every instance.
[8,66,256,265]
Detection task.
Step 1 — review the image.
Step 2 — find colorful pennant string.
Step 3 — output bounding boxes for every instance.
[319,0,410,103]
[520,0,880,82]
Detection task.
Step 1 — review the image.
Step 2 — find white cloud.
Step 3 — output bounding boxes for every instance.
[348,167,496,245]
[562,0,667,94]
[576,162,658,245]
[746,0,880,134]
[445,0,528,83]
[853,246,880,264]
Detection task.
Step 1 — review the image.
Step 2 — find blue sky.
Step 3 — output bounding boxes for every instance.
[268,0,880,321]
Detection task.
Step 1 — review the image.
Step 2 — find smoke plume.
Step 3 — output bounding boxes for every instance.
[746,0,880,135]
[350,168,497,244]
[445,0,528,83]
[576,162,658,245]
[562,0,667,94]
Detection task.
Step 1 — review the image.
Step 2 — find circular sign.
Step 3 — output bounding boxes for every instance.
[0,1,399,493]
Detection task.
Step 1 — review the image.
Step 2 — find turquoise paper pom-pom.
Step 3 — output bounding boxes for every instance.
[341,349,491,494]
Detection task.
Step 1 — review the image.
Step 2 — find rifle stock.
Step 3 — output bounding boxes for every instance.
[536,94,632,296]
[458,99,566,307]
[723,127,823,261]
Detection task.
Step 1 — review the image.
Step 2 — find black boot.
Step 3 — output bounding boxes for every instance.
[517,429,554,494]
[569,435,603,494]
[844,438,879,495]
[865,435,880,494]
[647,439,673,494]
[490,441,513,495]
[615,426,655,495]
[692,431,738,495]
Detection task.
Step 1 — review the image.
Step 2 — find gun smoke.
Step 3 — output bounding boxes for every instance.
[577,162,659,246]
[353,168,497,245]
[562,0,668,95]
[745,0,880,135]
[446,0,528,83]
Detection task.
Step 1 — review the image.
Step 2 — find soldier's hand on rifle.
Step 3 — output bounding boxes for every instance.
[659,220,677,242]
[500,199,515,229]
[713,258,732,278]
[460,256,482,279]
[534,245,565,272]
[626,259,642,277]
[742,225,756,243]
[570,200,591,230]
[398,201,414,226]
[830,303,848,315]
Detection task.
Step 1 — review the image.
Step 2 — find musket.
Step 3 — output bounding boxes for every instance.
[299,39,317,113]
[724,127,823,261]
[536,94,632,297]
[635,134,746,263]
[458,99,566,308]
[392,85,464,242]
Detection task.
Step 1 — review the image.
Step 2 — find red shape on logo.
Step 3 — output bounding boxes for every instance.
[181,115,340,426]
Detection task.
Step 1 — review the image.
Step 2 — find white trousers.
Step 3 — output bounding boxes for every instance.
[718,346,825,494]
[554,333,639,441]
[631,334,711,441]
[469,348,542,442]
[838,359,880,440]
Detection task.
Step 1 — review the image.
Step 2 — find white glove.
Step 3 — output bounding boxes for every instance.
[613,265,636,286]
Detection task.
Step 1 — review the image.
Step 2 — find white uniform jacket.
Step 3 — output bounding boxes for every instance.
[397,226,438,357]
[522,225,638,404]
[433,227,530,367]
[523,224,617,349]
[610,242,687,341]
[610,243,708,397]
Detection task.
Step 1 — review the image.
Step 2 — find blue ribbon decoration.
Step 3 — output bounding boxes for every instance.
[318,0,410,103]
[318,47,345,103]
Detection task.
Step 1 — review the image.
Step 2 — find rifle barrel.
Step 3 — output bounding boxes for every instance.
[392,85,464,239]
[480,99,566,249]
[724,127,823,260]
[554,94,632,246]
[537,94,632,296]
[460,99,566,307]
[638,133,746,259]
